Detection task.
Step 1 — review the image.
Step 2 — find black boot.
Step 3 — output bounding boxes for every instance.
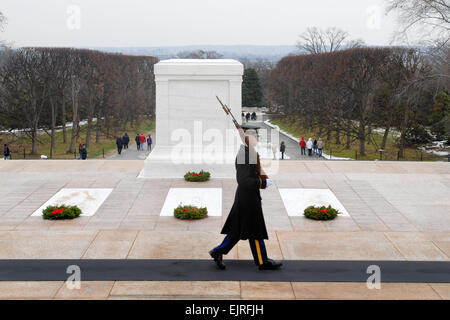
[209,249,226,270]
[258,258,283,270]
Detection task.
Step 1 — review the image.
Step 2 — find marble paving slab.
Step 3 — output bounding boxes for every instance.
[160,188,222,216]
[31,188,113,217]
[279,188,350,217]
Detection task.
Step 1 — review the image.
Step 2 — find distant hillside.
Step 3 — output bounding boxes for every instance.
[86,45,299,63]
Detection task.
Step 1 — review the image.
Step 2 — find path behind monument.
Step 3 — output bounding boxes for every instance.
[107,136,155,160]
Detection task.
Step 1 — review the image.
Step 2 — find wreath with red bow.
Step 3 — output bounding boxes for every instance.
[174,205,208,220]
[184,170,211,182]
[42,205,82,220]
[304,205,341,220]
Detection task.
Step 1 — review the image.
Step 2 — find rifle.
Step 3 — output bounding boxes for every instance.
[216,96,245,141]
[216,95,268,180]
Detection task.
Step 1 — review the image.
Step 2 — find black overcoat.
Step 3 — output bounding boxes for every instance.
[221,144,269,240]
[80,147,87,160]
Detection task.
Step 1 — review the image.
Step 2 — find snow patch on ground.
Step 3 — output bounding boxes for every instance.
[372,127,401,138]
[418,140,449,157]
[1,118,98,135]
[429,150,449,156]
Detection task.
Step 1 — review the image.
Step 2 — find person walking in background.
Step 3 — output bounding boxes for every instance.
[139,133,146,151]
[147,134,153,151]
[306,138,313,156]
[313,139,318,155]
[245,112,250,123]
[135,133,140,150]
[80,144,87,160]
[78,142,83,160]
[271,143,278,160]
[122,133,130,149]
[3,144,10,160]
[116,136,123,155]
[317,138,323,157]
[280,141,286,160]
[299,137,306,156]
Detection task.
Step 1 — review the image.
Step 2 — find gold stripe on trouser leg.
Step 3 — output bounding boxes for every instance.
[255,240,263,265]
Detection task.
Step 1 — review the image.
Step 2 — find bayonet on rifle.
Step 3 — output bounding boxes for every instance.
[216,95,244,140]
[215,95,268,179]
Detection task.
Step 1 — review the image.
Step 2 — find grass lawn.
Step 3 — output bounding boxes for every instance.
[270,117,445,161]
[1,118,155,159]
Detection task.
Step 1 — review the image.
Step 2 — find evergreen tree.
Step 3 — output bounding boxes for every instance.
[242,68,263,108]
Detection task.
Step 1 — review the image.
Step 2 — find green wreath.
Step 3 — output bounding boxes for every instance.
[304,205,341,220]
[174,205,208,220]
[42,205,82,220]
[184,170,211,182]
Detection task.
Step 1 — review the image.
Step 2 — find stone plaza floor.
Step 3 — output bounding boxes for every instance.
[0,159,449,299]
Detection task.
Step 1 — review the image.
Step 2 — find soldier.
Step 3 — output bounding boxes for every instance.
[209,130,283,271]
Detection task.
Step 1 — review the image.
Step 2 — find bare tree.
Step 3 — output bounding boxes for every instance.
[386,0,450,45]
[270,47,430,157]
[41,48,72,149]
[0,47,158,156]
[0,48,52,154]
[68,76,81,153]
[0,11,6,31]
[0,11,7,46]
[67,51,84,154]
[296,27,364,54]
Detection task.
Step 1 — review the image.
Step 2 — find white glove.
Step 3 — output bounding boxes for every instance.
[266,178,273,188]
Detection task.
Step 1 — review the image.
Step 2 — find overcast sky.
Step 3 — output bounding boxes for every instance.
[1,0,399,47]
